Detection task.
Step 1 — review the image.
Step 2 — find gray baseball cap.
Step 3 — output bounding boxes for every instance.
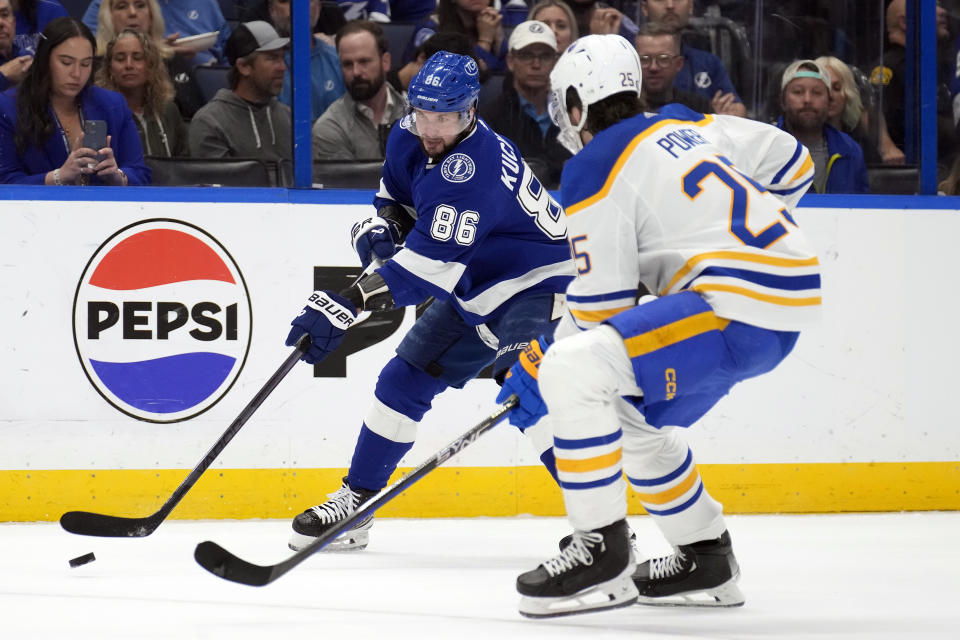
[225,21,290,65]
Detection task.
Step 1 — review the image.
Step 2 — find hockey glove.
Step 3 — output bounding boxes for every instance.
[285,290,358,364]
[351,216,403,268]
[496,335,552,430]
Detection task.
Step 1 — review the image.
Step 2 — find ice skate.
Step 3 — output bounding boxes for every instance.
[288,477,379,552]
[633,530,745,607]
[517,519,638,618]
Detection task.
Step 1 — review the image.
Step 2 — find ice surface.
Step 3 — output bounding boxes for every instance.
[3,513,959,639]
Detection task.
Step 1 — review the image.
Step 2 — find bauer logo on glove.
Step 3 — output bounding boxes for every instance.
[306,291,357,330]
[286,290,358,364]
[518,336,549,379]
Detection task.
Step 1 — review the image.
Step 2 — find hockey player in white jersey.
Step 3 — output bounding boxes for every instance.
[496,34,821,618]
[283,51,577,552]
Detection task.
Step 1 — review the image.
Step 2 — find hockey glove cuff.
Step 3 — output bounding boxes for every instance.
[496,335,552,430]
[286,290,358,364]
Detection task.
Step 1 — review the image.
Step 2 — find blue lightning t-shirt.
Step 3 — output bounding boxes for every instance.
[374,118,576,325]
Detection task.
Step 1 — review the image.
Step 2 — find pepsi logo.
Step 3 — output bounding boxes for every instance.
[73,220,252,423]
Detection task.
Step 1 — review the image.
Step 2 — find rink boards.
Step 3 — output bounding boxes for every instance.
[1,190,958,520]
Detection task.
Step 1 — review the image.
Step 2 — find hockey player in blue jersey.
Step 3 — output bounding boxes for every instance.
[496,34,822,617]
[284,51,577,552]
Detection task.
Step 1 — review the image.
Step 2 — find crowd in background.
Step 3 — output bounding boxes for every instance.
[1,0,959,194]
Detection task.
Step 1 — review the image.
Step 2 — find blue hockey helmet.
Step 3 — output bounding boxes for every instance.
[407,51,481,113]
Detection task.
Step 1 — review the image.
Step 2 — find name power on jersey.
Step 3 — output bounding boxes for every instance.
[72,219,252,423]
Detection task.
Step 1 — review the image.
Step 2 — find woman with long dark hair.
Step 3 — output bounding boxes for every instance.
[96,30,187,157]
[0,17,149,185]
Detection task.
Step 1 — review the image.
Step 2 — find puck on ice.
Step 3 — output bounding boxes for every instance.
[69,552,96,568]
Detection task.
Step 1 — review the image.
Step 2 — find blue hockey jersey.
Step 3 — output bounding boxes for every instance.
[374,118,577,325]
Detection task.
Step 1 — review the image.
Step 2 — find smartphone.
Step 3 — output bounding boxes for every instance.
[82,120,108,165]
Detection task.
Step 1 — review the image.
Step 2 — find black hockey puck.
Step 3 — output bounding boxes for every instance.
[69,552,96,568]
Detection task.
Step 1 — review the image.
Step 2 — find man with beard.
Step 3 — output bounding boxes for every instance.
[270,0,345,121]
[481,20,569,187]
[189,21,295,185]
[284,51,577,554]
[634,22,711,113]
[776,59,868,194]
[312,20,406,163]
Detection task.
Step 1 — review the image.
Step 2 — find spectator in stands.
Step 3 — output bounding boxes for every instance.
[480,19,568,187]
[635,22,711,113]
[189,21,292,184]
[269,0,345,120]
[567,0,637,42]
[97,30,187,157]
[95,0,169,55]
[312,20,404,163]
[404,0,507,72]
[0,17,149,184]
[528,0,578,51]
[92,0,206,118]
[338,0,436,23]
[1,0,33,90]
[879,0,957,164]
[776,59,868,194]
[12,0,68,55]
[641,0,746,116]
[388,30,475,93]
[938,150,960,194]
[83,0,231,66]
[816,55,905,166]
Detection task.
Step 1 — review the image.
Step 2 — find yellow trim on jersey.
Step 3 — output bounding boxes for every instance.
[565,115,716,216]
[690,283,822,307]
[662,250,821,295]
[623,311,730,358]
[788,154,814,184]
[556,449,623,473]
[569,305,634,323]
[634,467,701,505]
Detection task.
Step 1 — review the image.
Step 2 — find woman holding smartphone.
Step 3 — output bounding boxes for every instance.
[0,17,150,185]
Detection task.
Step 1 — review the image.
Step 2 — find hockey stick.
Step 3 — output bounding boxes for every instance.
[194,395,518,586]
[59,334,311,537]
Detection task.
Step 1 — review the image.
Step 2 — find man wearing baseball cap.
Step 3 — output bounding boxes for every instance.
[481,20,570,188]
[188,21,294,185]
[775,58,868,194]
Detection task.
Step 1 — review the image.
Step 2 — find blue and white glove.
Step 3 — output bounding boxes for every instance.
[495,335,552,430]
[285,290,358,364]
[351,216,403,269]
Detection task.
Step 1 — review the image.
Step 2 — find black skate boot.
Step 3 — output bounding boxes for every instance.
[633,530,745,607]
[288,477,379,552]
[517,519,638,618]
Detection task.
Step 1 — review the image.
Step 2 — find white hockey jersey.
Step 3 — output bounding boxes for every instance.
[558,104,821,337]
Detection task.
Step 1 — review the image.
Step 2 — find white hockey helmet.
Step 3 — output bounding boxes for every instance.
[548,34,642,154]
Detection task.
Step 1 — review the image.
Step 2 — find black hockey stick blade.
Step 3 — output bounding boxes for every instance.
[194,395,518,586]
[60,335,311,538]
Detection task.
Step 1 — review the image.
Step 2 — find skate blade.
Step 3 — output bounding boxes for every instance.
[287,528,370,553]
[636,577,745,608]
[519,566,639,619]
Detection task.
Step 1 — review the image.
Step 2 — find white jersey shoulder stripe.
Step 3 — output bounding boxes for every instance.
[565,114,715,216]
